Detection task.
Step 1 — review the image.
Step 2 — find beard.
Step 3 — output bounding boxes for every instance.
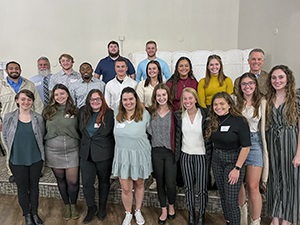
[38,69,51,76]
[108,50,120,58]
[8,72,20,80]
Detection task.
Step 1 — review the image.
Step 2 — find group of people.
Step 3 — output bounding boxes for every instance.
[0,42,299,225]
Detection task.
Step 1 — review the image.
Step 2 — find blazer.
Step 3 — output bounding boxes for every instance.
[174,104,212,162]
[79,108,115,162]
[2,109,45,161]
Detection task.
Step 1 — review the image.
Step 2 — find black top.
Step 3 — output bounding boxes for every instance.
[211,114,251,150]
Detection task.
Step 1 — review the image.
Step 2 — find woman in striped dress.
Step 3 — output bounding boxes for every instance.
[266,65,300,225]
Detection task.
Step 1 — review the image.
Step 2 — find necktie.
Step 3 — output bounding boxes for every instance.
[43,76,50,105]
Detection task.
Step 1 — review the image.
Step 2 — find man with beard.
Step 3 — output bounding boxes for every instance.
[136,40,171,82]
[69,62,105,108]
[94,41,136,83]
[30,56,52,105]
[0,61,43,182]
[49,53,81,90]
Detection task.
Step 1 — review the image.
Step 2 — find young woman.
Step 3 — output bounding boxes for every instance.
[79,89,115,223]
[42,84,80,220]
[175,88,210,225]
[198,54,233,108]
[266,65,300,225]
[166,57,198,112]
[148,83,176,224]
[206,92,251,225]
[136,60,163,108]
[3,89,44,225]
[235,73,268,225]
[112,87,152,225]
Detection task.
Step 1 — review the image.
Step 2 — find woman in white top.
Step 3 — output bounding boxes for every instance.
[136,60,163,108]
[235,72,268,225]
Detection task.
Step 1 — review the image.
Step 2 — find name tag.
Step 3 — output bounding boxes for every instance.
[70,79,77,83]
[220,126,230,132]
[35,81,42,86]
[94,123,101,129]
[116,123,125,129]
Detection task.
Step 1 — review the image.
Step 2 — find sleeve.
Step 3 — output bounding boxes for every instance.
[225,77,234,95]
[238,117,251,147]
[126,59,136,75]
[260,98,269,183]
[104,84,112,108]
[2,114,9,147]
[69,85,77,106]
[136,82,145,104]
[136,63,143,82]
[94,61,102,75]
[32,86,44,114]
[48,74,56,91]
[297,88,300,112]
[197,79,207,108]
[161,61,171,81]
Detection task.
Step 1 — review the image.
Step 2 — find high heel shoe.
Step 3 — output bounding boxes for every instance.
[167,213,176,220]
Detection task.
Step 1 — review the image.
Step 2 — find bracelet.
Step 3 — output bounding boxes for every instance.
[234,165,241,170]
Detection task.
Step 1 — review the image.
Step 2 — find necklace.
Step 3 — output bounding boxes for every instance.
[218,114,231,126]
[179,78,189,87]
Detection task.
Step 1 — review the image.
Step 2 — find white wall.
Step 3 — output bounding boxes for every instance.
[238,0,300,87]
[0,0,239,78]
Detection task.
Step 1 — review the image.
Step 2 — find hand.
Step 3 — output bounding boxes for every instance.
[292,153,300,168]
[228,168,240,185]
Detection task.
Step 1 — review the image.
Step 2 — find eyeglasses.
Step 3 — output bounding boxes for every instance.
[241,81,256,87]
[90,98,102,102]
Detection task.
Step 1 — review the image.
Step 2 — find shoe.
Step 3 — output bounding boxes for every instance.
[188,210,195,225]
[149,179,157,190]
[83,205,97,224]
[71,204,80,220]
[167,213,176,220]
[24,214,34,225]
[122,211,133,225]
[97,204,106,220]
[64,204,71,220]
[32,214,43,225]
[239,203,248,225]
[196,214,205,225]
[158,217,166,224]
[134,209,145,225]
[9,175,15,183]
[250,217,261,225]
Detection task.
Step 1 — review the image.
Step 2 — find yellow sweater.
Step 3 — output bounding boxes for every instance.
[197,74,233,108]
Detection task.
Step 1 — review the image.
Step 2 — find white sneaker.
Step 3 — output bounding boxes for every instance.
[149,179,157,190]
[134,209,145,225]
[122,211,132,225]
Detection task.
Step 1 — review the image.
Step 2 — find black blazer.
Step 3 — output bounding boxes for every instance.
[80,108,115,162]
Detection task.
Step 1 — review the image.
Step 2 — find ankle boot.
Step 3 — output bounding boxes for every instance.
[250,217,261,225]
[83,205,97,223]
[71,204,80,220]
[32,214,43,225]
[64,204,71,220]
[24,214,34,225]
[196,213,205,225]
[239,202,248,225]
[97,203,107,220]
[188,210,195,225]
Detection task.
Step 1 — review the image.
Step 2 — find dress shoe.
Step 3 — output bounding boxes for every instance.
[167,213,176,220]
[83,205,97,223]
[32,214,43,225]
[97,205,106,220]
[24,214,34,225]
[188,210,195,225]
[196,214,205,225]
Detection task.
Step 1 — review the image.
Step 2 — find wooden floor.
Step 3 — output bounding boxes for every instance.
[0,194,273,225]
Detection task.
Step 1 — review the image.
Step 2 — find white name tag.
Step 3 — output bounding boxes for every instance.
[94,123,101,128]
[116,123,125,129]
[220,126,230,132]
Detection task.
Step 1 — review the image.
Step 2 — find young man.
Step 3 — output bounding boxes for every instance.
[94,41,136,83]
[104,58,137,111]
[136,40,171,82]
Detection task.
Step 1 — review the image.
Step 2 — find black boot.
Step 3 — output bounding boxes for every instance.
[32,214,43,225]
[188,210,195,225]
[97,203,107,220]
[196,213,205,225]
[83,205,97,224]
[24,214,34,225]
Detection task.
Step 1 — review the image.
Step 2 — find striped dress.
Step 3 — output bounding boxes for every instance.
[266,97,300,225]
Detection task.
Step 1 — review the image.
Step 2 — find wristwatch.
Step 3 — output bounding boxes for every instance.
[234,165,241,170]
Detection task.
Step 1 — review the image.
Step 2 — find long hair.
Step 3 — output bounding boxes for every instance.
[144,60,163,87]
[148,83,173,117]
[169,57,195,100]
[205,92,245,140]
[42,83,77,120]
[204,55,227,88]
[180,87,200,112]
[266,65,298,126]
[80,89,109,128]
[116,87,144,123]
[235,72,262,118]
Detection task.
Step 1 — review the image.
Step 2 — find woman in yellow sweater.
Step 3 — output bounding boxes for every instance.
[197,55,233,108]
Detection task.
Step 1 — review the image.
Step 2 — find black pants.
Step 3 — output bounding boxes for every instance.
[152,147,176,207]
[212,149,245,225]
[9,160,43,215]
[180,152,207,214]
[80,157,113,207]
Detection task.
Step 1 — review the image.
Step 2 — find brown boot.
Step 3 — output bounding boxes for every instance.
[64,204,71,220]
[71,204,80,220]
